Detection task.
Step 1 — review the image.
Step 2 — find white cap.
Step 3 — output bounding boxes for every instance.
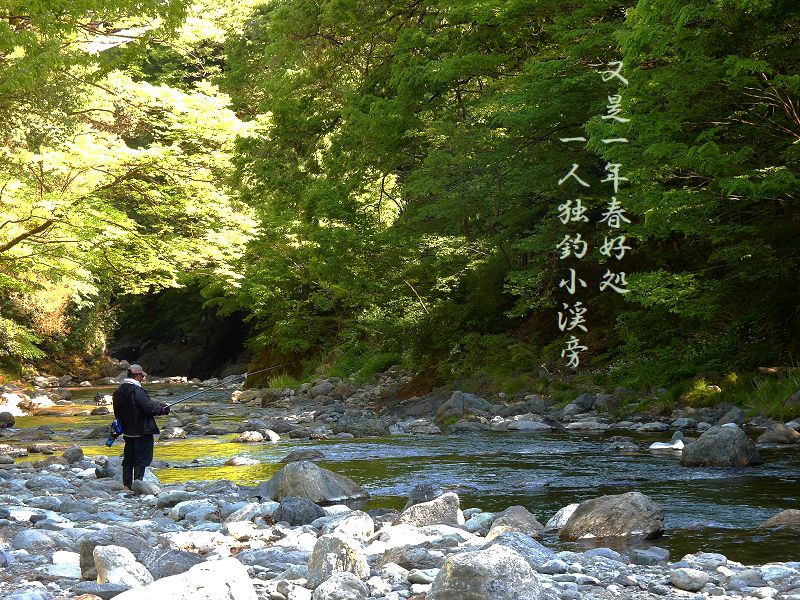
[129,364,146,375]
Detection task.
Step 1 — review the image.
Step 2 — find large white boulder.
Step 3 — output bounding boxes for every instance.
[111,557,256,600]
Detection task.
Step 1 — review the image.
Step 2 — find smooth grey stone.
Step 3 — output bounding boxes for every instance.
[60,500,93,513]
[62,446,84,463]
[247,461,369,504]
[131,479,161,495]
[394,492,461,528]
[583,547,624,562]
[682,426,761,467]
[483,532,557,570]
[670,568,710,592]
[274,496,326,525]
[6,591,49,600]
[139,547,204,580]
[628,546,670,565]
[69,580,131,599]
[78,526,157,580]
[560,492,663,541]
[12,529,65,553]
[427,545,545,600]
[648,584,672,595]
[236,547,311,570]
[157,490,193,508]
[93,544,153,586]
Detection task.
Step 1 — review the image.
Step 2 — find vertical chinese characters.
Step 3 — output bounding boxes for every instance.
[597,63,631,299]
[553,60,632,370]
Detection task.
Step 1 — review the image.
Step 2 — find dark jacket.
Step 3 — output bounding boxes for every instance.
[112,382,164,436]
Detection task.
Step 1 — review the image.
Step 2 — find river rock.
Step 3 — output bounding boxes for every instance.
[390,419,442,435]
[274,496,327,525]
[281,449,326,463]
[394,492,463,527]
[225,500,279,522]
[486,505,544,539]
[138,547,204,580]
[95,461,122,480]
[156,490,193,508]
[544,503,579,532]
[504,419,553,433]
[131,480,160,495]
[320,510,375,539]
[559,491,664,541]
[594,393,621,411]
[311,571,369,600]
[377,544,447,571]
[79,527,157,580]
[639,421,669,432]
[333,415,390,437]
[762,509,800,527]
[687,551,728,569]
[111,557,256,600]
[672,417,698,429]
[0,411,15,427]
[71,581,131,598]
[483,532,557,570]
[573,393,594,411]
[427,545,545,600]
[248,461,369,504]
[436,391,491,424]
[718,407,746,426]
[681,425,762,467]
[561,403,582,417]
[168,499,218,522]
[628,546,670,565]
[498,395,551,417]
[403,483,446,509]
[26,473,72,491]
[310,381,336,398]
[757,424,800,444]
[234,431,264,442]
[13,529,66,553]
[61,446,85,463]
[307,533,370,588]
[94,545,154,587]
[670,567,709,591]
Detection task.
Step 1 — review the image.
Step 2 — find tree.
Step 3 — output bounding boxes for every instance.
[223,0,635,373]
[591,0,800,379]
[0,0,255,369]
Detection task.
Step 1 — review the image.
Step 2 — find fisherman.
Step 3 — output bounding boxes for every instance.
[111,364,169,490]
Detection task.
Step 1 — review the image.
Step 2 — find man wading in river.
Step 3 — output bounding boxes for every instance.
[112,364,169,490]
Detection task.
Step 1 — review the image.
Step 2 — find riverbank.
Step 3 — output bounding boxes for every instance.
[1,450,799,600]
[1,366,799,598]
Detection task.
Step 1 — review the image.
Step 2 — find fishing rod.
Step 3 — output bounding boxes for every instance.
[163,363,290,407]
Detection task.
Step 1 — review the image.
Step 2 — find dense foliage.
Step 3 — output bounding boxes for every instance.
[0,0,255,373]
[2,0,798,394]
[221,0,799,386]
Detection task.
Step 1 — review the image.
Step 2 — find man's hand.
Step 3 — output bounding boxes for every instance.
[160,404,170,415]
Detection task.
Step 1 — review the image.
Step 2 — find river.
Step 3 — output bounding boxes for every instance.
[8,384,800,565]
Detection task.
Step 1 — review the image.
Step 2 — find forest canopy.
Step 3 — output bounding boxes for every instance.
[1,0,798,393]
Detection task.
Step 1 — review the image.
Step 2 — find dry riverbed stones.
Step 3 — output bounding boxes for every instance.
[0,453,799,600]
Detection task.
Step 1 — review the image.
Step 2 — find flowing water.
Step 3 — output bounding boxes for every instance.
[7,385,800,565]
